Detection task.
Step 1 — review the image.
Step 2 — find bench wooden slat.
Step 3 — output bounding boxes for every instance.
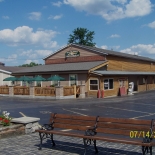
[54,119,95,126]
[96,127,151,138]
[97,122,150,131]
[91,136,155,147]
[53,114,97,121]
[53,123,92,131]
[98,117,151,125]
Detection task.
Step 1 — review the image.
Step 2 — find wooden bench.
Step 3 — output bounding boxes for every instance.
[35,113,155,155]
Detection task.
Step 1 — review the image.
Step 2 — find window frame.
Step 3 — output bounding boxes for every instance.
[103,78,114,90]
[89,79,99,91]
[69,74,78,86]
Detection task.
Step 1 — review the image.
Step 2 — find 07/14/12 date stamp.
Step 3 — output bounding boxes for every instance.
[130,131,154,138]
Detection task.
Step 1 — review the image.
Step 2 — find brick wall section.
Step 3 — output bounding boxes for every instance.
[45,55,105,65]
[9,86,14,96]
[30,87,34,96]
[55,86,63,98]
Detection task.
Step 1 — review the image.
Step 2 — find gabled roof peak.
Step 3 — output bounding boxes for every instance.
[43,43,155,63]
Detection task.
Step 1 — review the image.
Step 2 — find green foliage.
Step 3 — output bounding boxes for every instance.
[68,27,96,47]
[19,62,42,67]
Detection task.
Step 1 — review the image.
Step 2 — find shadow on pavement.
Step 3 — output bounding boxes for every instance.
[35,139,141,155]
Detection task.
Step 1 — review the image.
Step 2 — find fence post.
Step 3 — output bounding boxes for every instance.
[55,86,63,99]
[9,86,14,96]
[79,85,85,98]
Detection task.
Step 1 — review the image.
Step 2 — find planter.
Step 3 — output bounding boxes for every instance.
[0,123,25,139]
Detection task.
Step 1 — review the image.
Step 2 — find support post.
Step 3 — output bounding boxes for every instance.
[30,86,35,97]
[9,86,14,96]
[79,85,85,98]
[146,76,148,91]
[74,85,76,98]
[137,76,139,92]
[55,86,63,99]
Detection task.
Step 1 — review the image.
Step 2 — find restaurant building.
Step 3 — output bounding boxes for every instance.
[12,44,155,97]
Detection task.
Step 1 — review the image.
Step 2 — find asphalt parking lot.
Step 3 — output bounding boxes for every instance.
[0,90,155,154]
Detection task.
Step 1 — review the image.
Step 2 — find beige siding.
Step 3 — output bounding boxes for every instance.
[107,55,155,72]
[48,46,99,60]
[0,72,11,86]
[88,75,128,97]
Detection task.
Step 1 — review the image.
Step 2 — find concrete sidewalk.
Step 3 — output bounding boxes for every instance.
[0,133,152,155]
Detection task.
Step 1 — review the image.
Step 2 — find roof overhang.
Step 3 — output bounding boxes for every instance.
[91,71,155,76]
[88,61,108,72]
[0,69,12,74]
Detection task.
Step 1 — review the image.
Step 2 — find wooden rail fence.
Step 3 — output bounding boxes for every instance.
[14,86,30,95]
[147,84,155,91]
[63,86,75,96]
[34,87,55,96]
[138,84,155,92]
[0,86,9,94]
[63,85,80,96]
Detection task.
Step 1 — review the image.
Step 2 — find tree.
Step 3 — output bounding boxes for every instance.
[68,27,96,47]
[19,62,42,67]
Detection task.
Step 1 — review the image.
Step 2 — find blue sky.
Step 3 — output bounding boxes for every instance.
[0,0,155,66]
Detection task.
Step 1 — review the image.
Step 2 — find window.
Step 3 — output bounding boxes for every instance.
[69,74,77,86]
[104,79,113,90]
[52,80,58,86]
[89,79,99,90]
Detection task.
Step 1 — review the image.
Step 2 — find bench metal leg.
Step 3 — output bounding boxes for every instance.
[93,140,98,154]
[142,146,152,155]
[149,146,152,155]
[83,138,88,155]
[38,132,45,150]
[50,134,55,146]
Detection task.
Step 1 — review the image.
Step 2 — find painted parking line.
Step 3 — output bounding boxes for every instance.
[62,108,88,116]
[96,105,150,114]
[71,108,88,111]
[40,111,51,114]
[131,113,155,119]
[130,102,155,107]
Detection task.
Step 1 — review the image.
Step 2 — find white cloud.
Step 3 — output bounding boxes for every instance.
[114,45,120,49]
[100,45,120,50]
[24,59,39,64]
[48,14,63,20]
[43,6,47,9]
[113,0,127,4]
[148,21,155,29]
[28,12,41,21]
[52,1,63,7]
[109,34,120,38]
[64,0,153,21]
[0,0,4,2]
[101,45,108,49]
[0,54,18,63]
[0,26,58,48]
[20,49,52,58]
[120,44,155,58]
[2,16,9,19]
